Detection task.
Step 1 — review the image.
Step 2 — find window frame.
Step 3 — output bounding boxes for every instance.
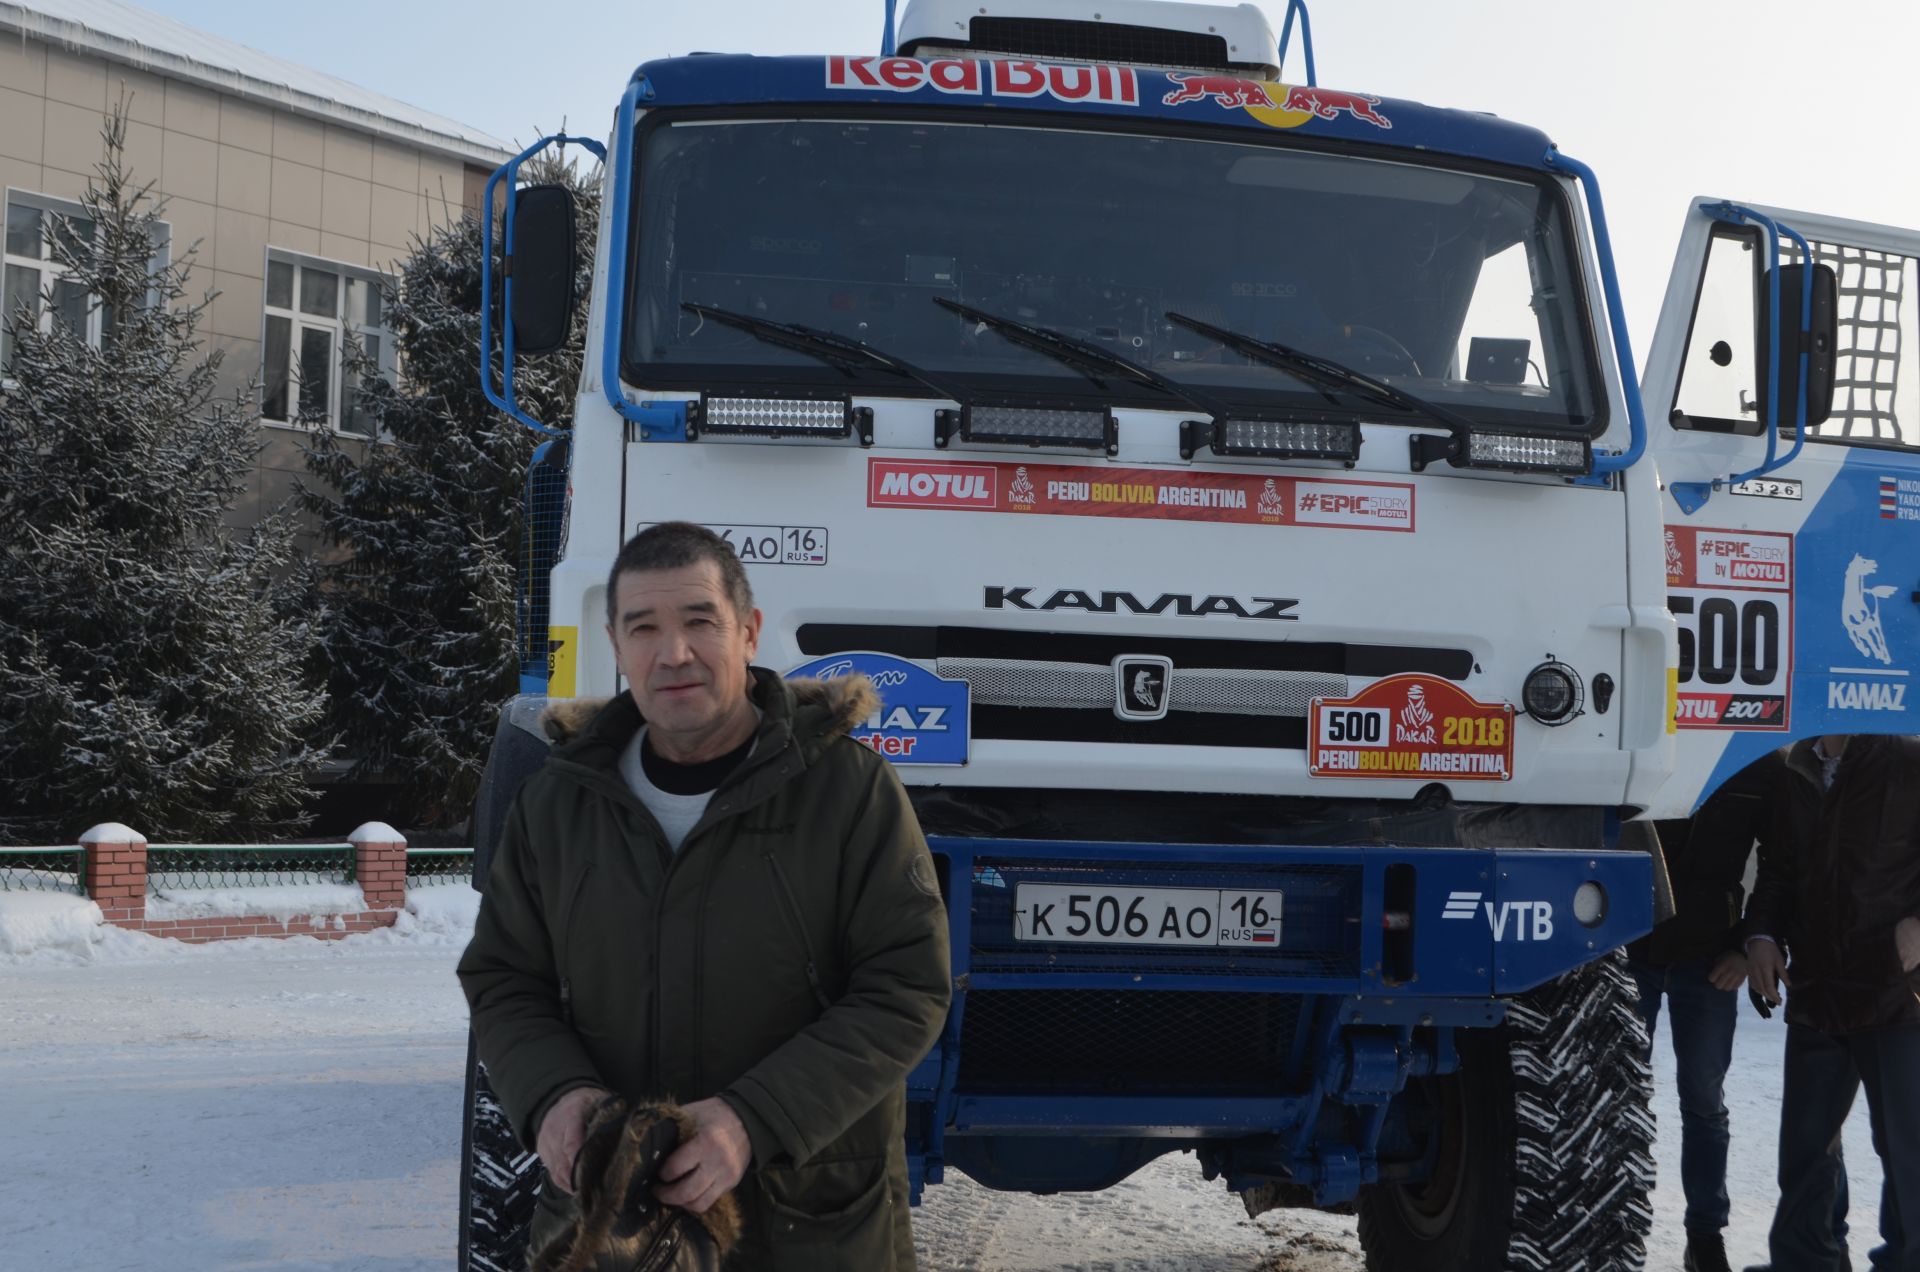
[2,188,171,382]
[259,249,395,438]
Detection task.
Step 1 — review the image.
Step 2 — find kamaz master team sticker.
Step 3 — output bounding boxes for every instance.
[1309,675,1513,781]
[1664,526,1793,729]
[785,651,969,765]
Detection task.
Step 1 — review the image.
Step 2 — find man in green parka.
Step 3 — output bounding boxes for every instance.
[458,521,952,1269]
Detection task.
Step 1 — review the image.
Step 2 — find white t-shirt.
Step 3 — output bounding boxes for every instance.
[617,719,759,854]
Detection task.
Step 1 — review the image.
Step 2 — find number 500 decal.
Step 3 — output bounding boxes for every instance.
[1664,527,1793,730]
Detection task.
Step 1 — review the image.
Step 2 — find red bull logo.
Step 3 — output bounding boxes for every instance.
[1279,85,1392,129]
[1160,73,1393,131]
[1161,72,1277,108]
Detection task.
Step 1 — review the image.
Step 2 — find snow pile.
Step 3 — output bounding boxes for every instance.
[0,882,480,962]
[145,881,367,921]
[0,890,103,957]
[390,885,482,942]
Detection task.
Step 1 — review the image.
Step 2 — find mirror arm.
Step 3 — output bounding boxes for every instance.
[480,131,608,438]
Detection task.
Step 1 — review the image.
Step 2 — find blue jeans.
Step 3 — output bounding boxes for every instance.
[1770,1021,1920,1272]
[1632,956,1738,1232]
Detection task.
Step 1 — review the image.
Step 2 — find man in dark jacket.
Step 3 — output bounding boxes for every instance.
[1630,748,1808,1272]
[458,521,952,1269]
[1745,734,1920,1272]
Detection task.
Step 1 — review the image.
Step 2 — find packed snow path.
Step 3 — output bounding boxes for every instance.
[0,915,1887,1270]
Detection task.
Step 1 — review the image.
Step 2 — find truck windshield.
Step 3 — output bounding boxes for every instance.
[625,115,1601,433]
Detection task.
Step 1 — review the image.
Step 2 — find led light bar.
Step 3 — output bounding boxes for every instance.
[1409,430,1592,476]
[693,396,869,443]
[1180,418,1361,463]
[936,405,1117,454]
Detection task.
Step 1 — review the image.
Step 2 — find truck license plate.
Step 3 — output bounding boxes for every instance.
[1012,884,1283,947]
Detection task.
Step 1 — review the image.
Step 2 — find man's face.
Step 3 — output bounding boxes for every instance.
[607,561,762,746]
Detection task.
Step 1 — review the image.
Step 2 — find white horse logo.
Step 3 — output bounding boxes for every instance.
[1842,553,1899,666]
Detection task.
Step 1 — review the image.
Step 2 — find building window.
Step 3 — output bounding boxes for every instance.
[261,252,394,437]
[2,191,171,375]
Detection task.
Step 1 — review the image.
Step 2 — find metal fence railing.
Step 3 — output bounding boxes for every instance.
[145,845,356,892]
[0,848,87,894]
[406,848,475,887]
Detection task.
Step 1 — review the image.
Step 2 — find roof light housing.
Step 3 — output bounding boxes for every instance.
[936,405,1117,455]
[691,396,871,445]
[1410,430,1592,476]
[1180,418,1361,464]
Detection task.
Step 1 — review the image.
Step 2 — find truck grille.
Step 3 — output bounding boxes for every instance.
[959,990,1307,1093]
[795,624,1472,750]
[944,657,1346,717]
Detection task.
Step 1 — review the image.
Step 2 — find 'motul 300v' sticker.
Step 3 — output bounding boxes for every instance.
[1309,674,1514,781]
[1664,526,1792,729]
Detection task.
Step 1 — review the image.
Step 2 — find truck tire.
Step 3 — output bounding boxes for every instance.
[458,1033,541,1271]
[1354,951,1655,1271]
[460,698,553,1270]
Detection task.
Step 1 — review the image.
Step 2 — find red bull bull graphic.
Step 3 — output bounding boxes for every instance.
[1279,85,1392,128]
[1161,73,1277,108]
[825,56,1139,106]
[1309,675,1513,781]
[1161,73,1392,131]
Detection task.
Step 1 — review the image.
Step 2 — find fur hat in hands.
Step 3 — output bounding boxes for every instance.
[531,1096,744,1272]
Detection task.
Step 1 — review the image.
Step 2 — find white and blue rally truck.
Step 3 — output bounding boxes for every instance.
[459,0,1912,1266]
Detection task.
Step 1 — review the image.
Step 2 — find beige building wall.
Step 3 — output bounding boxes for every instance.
[0,35,496,542]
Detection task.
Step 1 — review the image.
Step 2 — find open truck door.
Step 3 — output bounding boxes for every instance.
[1644,200,1920,816]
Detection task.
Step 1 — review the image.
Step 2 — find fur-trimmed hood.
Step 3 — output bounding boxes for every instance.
[539,668,880,750]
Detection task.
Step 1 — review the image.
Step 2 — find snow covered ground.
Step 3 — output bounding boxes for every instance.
[0,891,1889,1270]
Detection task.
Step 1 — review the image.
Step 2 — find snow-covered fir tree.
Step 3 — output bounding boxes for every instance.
[301,153,598,827]
[0,108,330,845]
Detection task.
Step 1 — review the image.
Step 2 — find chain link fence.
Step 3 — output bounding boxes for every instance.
[145,845,356,892]
[0,848,86,894]
[406,849,475,887]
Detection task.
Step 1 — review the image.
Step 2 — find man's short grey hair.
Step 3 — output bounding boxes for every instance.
[605,522,755,625]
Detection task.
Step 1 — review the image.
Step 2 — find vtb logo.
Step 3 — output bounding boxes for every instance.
[1442,890,1556,942]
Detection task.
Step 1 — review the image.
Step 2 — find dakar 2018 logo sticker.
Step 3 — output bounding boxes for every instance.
[1256,479,1285,521]
[1008,466,1036,507]
[1396,683,1436,744]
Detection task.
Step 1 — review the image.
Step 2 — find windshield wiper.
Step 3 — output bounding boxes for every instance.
[1164,311,1477,434]
[681,301,969,403]
[934,297,1230,420]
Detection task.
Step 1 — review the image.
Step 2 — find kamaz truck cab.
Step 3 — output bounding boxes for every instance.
[459,2,1732,1267]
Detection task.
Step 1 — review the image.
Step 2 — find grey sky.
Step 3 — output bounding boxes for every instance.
[136,0,1920,341]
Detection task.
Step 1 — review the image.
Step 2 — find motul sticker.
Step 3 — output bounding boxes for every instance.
[866,459,1412,532]
[868,460,998,510]
[1309,675,1513,781]
[1664,526,1792,730]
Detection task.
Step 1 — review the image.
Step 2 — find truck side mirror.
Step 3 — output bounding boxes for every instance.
[1758,262,1838,429]
[507,185,578,356]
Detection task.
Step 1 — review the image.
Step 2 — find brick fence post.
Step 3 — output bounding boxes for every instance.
[351,822,407,912]
[81,822,147,926]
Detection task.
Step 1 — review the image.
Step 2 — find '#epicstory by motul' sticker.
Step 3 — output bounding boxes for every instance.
[1664,526,1793,729]
[1309,675,1513,781]
[866,458,1412,532]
